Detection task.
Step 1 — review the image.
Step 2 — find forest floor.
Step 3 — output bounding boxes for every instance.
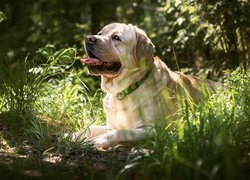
[0,139,139,180]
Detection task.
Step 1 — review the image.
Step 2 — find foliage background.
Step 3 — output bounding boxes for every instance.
[1,0,249,72]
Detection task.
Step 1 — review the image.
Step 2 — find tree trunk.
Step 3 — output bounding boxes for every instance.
[90,0,102,34]
[223,0,240,69]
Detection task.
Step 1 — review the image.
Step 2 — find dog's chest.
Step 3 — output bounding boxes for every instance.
[103,94,137,129]
[102,90,175,129]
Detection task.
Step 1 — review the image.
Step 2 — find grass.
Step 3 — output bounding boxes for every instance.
[119,67,250,180]
[0,46,249,179]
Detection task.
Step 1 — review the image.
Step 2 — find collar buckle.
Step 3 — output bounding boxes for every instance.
[116,92,126,100]
[116,65,153,100]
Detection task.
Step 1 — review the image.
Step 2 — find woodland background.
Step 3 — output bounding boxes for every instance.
[1,0,249,72]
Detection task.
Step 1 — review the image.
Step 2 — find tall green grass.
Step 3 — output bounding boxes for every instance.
[0,46,249,179]
[0,45,104,149]
[119,67,250,179]
[0,58,41,136]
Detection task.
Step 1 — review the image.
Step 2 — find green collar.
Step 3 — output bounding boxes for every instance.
[116,66,153,100]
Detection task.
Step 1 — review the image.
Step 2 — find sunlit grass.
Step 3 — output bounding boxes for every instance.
[0,46,104,151]
[0,46,249,179]
[119,67,250,179]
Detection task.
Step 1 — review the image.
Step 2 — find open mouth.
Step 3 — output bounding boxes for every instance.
[80,48,121,76]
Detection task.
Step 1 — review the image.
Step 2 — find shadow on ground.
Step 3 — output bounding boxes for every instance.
[0,143,135,180]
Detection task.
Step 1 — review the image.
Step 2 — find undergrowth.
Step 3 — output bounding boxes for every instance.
[0,46,249,179]
[0,45,104,150]
[119,67,250,180]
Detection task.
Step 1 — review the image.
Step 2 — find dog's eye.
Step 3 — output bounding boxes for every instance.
[112,35,121,41]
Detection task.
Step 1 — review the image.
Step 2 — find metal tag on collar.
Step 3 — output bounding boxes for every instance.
[116,65,153,100]
[116,92,126,100]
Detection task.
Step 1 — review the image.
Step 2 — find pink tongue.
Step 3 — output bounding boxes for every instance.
[80,58,102,65]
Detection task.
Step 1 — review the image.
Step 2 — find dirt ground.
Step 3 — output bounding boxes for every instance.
[0,141,140,180]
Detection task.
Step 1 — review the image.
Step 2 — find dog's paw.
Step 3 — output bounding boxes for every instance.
[90,130,119,148]
[91,137,111,148]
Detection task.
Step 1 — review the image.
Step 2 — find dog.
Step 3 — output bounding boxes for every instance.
[74,23,221,148]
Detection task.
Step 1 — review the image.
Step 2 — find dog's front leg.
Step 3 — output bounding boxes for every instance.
[91,127,155,148]
[69,125,108,141]
[86,125,109,138]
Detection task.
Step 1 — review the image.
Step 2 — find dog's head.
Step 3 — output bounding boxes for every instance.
[81,23,155,77]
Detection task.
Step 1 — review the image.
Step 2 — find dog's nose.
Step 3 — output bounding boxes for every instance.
[86,35,97,43]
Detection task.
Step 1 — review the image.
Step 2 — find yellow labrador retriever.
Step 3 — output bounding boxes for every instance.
[75,23,220,148]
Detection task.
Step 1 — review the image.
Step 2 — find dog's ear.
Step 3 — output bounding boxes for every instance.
[134,26,155,61]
